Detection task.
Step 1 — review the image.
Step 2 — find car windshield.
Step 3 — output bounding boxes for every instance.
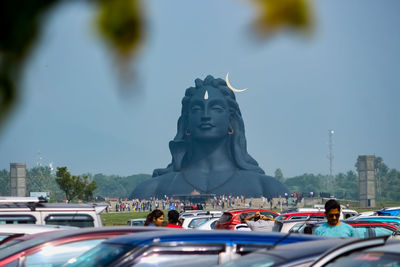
[326,252,400,267]
[65,243,133,267]
[218,253,283,267]
[218,214,233,223]
[275,215,288,221]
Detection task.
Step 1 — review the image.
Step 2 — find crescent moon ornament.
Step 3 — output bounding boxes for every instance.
[225,73,248,93]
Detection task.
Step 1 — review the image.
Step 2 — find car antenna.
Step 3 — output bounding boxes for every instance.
[268,232,293,250]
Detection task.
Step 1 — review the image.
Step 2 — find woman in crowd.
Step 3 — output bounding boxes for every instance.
[144,209,164,227]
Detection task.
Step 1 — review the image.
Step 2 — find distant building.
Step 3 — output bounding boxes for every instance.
[357,155,376,207]
[10,163,27,197]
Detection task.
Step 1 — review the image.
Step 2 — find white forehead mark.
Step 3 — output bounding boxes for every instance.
[204,90,209,100]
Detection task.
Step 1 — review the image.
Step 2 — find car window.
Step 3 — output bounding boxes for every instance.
[236,244,273,255]
[261,212,277,218]
[0,215,36,224]
[129,220,145,226]
[64,243,133,267]
[188,218,209,228]
[217,253,282,267]
[289,216,307,220]
[45,214,94,227]
[289,223,305,233]
[218,213,233,223]
[275,215,287,221]
[131,244,224,266]
[210,221,217,229]
[133,252,219,267]
[25,238,106,267]
[325,251,400,267]
[310,215,325,220]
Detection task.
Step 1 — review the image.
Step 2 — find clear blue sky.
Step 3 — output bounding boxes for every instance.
[1,0,399,178]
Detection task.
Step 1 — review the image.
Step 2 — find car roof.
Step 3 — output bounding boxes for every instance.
[0,226,167,260]
[365,241,400,253]
[0,224,77,234]
[249,238,353,260]
[103,229,325,247]
[344,220,398,227]
[0,203,107,213]
[279,212,325,216]
[223,209,278,215]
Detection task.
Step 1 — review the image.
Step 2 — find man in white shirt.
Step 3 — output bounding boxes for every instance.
[244,211,275,232]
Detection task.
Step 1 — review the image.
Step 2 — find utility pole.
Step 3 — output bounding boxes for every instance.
[327,130,334,192]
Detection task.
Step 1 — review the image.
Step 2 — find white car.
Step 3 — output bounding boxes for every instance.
[196,217,220,230]
[127,218,146,226]
[0,197,107,227]
[181,215,221,229]
[179,210,210,218]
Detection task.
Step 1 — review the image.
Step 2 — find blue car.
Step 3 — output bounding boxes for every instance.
[376,207,400,217]
[358,216,400,225]
[65,230,325,266]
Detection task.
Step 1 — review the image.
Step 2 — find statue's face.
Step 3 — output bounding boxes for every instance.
[188,86,230,141]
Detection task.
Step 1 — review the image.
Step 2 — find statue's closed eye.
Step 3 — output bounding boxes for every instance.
[191,105,202,112]
[211,105,224,112]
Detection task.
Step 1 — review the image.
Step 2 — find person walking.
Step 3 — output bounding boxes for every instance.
[314,199,358,237]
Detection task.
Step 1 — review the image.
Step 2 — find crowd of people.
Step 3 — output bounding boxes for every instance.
[111,193,310,214]
[141,199,357,238]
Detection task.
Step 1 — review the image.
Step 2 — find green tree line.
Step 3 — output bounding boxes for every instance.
[0,156,399,202]
[281,156,400,202]
[0,166,150,202]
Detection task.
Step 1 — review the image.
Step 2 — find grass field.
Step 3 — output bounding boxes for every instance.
[101,211,151,226]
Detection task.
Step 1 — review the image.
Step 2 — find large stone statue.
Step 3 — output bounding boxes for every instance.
[132,75,289,198]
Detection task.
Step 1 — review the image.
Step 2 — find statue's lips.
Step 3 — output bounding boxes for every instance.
[199,123,214,129]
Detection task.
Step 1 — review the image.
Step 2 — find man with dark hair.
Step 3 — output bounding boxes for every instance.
[244,211,275,232]
[315,199,357,237]
[165,210,183,228]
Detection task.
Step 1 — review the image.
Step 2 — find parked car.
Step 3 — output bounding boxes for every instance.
[296,220,400,238]
[215,209,279,230]
[346,211,377,220]
[181,215,215,229]
[357,216,400,225]
[195,217,220,230]
[64,230,325,267]
[275,212,326,221]
[0,226,167,266]
[311,236,397,267]
[281,208,358,220]
[272,218,325,233]
[179,210,210,218]
[179,210,222,218]
[0,224,78,248]
[127,218,146,226]
[376,207,400,216]
[218,238,353,267]
[0,197,107,227]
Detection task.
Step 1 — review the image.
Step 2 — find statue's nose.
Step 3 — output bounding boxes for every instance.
[201,106,211,120]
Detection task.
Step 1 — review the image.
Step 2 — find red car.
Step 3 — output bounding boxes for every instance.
[214,209,279,230]
[275,212,325,221]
